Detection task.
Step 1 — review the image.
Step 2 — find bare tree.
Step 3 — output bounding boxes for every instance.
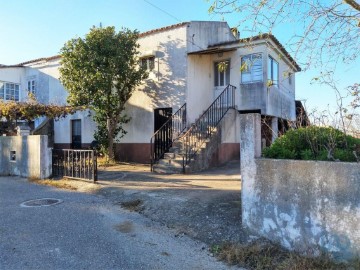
[208,0,360,70]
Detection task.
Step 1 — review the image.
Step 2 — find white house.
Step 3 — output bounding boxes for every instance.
[0,21,301,171]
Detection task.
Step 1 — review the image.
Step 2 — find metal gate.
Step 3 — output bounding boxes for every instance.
[52,149,97,182]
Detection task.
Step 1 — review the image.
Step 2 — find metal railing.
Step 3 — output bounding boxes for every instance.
[181,84,236,172]
[150,103,187,171]
[52,149,97,182]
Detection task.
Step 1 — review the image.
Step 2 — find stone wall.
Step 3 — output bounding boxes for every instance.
[240,113,360,261]
[0,135,51,179]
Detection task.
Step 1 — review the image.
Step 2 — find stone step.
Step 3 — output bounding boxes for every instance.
[152,163,184,174]
[163,152,175,159]
[158,157,183,167]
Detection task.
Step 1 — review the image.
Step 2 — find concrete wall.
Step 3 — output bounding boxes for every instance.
[187,21,236,53]
[240,113,360,261]
[0,135,51,179]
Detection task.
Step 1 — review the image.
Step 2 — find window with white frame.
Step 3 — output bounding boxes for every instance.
[241,53,263,83]
[27,79,36,95]
[214,60,230,87]
[267,56,279,86]
[140,56,155,71]
[0,82,19,101]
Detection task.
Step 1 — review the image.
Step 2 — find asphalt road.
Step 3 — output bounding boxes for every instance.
[0,176,234,270]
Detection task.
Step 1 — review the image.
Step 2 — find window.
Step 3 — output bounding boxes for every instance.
[268,56,279,86]
[27,79,36,95]
[0,82,4,100]
[241,54,263,83]
[141,56,155,71]
[214,60,230,87]
[0,82,20,101]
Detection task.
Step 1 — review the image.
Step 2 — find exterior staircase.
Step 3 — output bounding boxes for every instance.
[150,85,236,174]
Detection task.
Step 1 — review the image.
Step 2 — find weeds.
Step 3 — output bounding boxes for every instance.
[214,240,358,270]
[29,178,77,190]
[119,199,143,212]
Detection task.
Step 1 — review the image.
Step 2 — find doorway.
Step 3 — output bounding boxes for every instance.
[153,108,173,159]
[71,119,82,149]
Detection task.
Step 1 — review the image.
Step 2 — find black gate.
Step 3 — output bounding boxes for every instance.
[52,149,97,182]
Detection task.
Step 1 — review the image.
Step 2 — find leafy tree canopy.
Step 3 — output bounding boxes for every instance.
[59,26,148,160]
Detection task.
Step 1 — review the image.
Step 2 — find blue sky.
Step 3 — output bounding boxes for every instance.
[0,0,358,112]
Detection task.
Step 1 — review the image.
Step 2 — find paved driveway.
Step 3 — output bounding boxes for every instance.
[0,176,236,270]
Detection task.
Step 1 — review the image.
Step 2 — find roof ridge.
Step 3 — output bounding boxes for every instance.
[16,55,61,66]
[138,22,189,38]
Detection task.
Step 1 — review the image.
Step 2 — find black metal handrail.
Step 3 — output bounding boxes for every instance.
[150,103,187,171]
[181,85,236,172]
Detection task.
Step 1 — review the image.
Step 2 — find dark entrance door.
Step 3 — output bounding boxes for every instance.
[154,108,172,159]
[71,119,82,149]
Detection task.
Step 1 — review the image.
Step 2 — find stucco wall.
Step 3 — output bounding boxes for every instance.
[240,113,360,261]
[0,135,51,179]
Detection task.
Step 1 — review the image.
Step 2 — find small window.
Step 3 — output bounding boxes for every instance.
[27,79,36,95]
[10,151,16,161]
[214,60,230,87]
[288,73,292,85]
[241,54,263,83]
[141,56,155,71]
[267,56,279,86]
[1,82,20,101]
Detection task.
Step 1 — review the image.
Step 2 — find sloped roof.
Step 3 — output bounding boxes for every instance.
[0,55,61,68]
[208,33,301,71]
[139,22,189,38]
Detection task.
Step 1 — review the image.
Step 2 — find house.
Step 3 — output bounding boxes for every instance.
[0,21,301,172]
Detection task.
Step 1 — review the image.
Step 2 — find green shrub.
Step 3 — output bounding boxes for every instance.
[263,126,360,162]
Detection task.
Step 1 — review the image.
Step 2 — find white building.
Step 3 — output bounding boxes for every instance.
[0,21,300,170]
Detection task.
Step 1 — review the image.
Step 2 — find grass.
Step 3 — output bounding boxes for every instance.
[97,156,119,167]
[212,240,360,270]
[29,178,78,190]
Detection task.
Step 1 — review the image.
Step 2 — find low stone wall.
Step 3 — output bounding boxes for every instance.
[240,113,360,260]
[0,135,51,179]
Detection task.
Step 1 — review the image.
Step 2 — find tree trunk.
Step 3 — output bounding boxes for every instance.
[107,118,115,161]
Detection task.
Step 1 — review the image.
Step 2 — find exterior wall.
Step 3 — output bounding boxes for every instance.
[187,21,236,53]
[54,110,97,146]
[240,113,360,261]
[236,42,295,120]
[187,54,213,123]
[120,25,188,146]
[0,135,51,179]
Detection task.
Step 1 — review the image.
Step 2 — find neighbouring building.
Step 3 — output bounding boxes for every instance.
[0,21,301,172]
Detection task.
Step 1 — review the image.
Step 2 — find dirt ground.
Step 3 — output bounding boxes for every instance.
[92,160,252,246]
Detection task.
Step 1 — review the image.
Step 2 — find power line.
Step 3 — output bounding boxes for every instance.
[142,0,182,23]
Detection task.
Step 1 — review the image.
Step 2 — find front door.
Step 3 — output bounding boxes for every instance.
[71,119,81,149]
[154,108,172,159]
[214,60,230,99]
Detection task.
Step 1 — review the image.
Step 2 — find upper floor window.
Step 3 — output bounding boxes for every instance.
[140,56,155,71]
[268,56,279,86]
[0,82,19,101]
[27,79,36,95]
[214,60,230,87]
[241,53,263,83]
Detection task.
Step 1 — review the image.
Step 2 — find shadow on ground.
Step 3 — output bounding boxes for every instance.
[95,160,250,245]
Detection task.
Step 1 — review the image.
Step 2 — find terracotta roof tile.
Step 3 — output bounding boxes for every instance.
[139,22,189,38]
[17,55,61,66]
